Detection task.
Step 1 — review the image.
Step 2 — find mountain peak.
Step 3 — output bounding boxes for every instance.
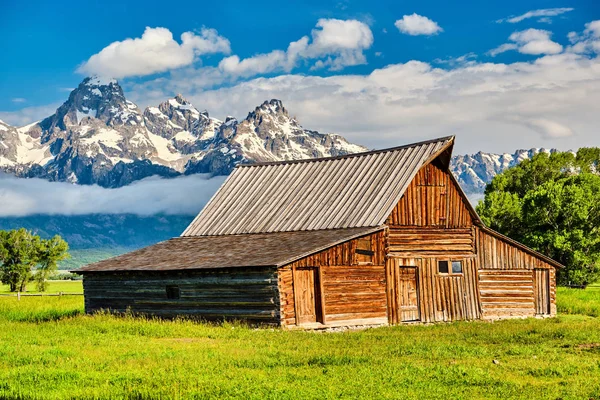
[257,99,285,113]
[83,75,119,87]
[172,94,189,105]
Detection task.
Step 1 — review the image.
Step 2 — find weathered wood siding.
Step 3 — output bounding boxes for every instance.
[278,231,387,328]
[83,268,280,324]
[386,257,481,324]
[479,269,534,319]
[384,162,480,324]
[322,265,387,323]
[387,227,475,257]
[386,162,473,228]
[475,227,557,318]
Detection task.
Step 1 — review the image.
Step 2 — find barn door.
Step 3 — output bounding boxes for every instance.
[293,266,323,325]
[397,266,420,322]
[534,269,550,315]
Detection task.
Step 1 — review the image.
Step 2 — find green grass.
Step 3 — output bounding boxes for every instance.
[0,288,599,399]
[0,280,83,294]
[557,284,600,317]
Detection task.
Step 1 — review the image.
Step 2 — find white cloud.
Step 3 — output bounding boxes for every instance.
[218,19,373,78]
[499,8,574,23]
[434,52,477,67]
[567,20,600,54]
[487,43,518,57]
[141,51,599,155]
[304,18,374,69]
[0,173,225,217]
[523,118,574,138]
[0,103,61,127]
[77,27,231,79]
[489,28,563,56]
[395,14,443,36]
[11,98,26,104]
[218,37,307,78]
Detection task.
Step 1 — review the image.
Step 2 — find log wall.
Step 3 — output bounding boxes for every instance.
[82,268,280,324]
[387,227,475,256]
[279,231,387,328]
[479,269,534,319]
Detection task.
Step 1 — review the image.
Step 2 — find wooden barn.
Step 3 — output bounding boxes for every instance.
[75,136,562,328]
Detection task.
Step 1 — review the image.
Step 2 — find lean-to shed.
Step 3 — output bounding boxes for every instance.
[76,136,562,328]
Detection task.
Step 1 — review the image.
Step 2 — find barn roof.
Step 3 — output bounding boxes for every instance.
[75,226,383,272]
[182,136,454,236]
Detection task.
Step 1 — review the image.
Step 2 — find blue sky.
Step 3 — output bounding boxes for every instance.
[1,0,599,153]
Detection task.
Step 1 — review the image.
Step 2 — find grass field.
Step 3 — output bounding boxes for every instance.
[0,280,84,294]
[0,284,599,399]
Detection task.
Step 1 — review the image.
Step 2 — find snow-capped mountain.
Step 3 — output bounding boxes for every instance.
[450,148,558,194]
[0,77,366,187]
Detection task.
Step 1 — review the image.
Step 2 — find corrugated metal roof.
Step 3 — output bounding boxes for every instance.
[75,227,383,272]
[183,136,454,236]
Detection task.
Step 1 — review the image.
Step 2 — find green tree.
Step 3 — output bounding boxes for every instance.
[477,148,600,286]
[0,229,69,292]
[34,236,70,292]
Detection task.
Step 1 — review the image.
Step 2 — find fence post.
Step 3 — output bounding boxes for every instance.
[17,292,20,301]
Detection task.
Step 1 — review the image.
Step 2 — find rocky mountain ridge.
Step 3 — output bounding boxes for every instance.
[0,77,366,187]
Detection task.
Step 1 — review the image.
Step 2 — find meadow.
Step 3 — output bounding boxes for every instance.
[0,283,599,399]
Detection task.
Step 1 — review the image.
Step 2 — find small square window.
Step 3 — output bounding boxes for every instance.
[355,237,374,264]
[166,285,180,299]
[452,261,463,274]
[438,261,449,274]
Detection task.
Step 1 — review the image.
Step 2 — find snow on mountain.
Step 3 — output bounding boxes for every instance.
[0,77,367,187]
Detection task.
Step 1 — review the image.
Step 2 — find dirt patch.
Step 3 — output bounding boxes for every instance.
[576,343,600,350]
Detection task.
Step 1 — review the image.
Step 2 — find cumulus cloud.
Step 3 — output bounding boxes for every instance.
[489,28,563,56]
[0,174,225,217]
[218,37,308,78]
[567,20,600,54]
[141,51,599,155]
[304,19,374,69]
[498,8,574,24]
[218,19,373,78]
[395,14,443,36]
[77,27,231,79]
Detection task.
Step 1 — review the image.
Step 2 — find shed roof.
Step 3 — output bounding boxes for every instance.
[182,136,454,236]
[75,226,383,272]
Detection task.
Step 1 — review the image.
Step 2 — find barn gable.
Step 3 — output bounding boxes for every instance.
[386,160,477,228]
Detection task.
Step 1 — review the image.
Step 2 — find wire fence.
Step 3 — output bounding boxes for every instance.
[0,292,83,298]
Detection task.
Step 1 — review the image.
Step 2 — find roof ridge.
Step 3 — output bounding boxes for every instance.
[235,135,455,168]
[180,226,382,238]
